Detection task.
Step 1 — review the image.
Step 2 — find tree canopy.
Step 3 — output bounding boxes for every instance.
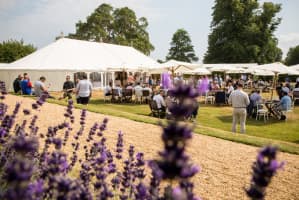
[68,3,154,55]
[0,39,36,63]
[285,45,299,66]
[204,0,282,64]
[166,29,198,62]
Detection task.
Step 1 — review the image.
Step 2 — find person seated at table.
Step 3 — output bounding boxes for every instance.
[211,80,220,91]
[249,90,262,117]
[34,76,48,97]
[143,83,153,103]
[21,73,33,95]
[153,90,166,112]
[134,82,143,101]
[126,82,134,90]
[127,72,135,85]
[250,90,262,107]
[13,74,23,94]
[276,83,283,99]
[114,84,122,97]
[282,83,290,94]
[273,91,292,120]
[104,82,112,96]
[226,81,234,98]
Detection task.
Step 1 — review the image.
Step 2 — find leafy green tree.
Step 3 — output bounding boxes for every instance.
[68,3,154,55]
[166,29,198,62]
[0,39,36,63]
[204,0,282,64]
[285,45,299,66]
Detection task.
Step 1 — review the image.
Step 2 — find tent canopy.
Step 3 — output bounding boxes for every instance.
[290,64,299,71]
[252,62,290,74]
[244,68,275,76]
[185,67,211,75]
[202,63,257,72]
[150,59,201,74]
[4,38,161,71]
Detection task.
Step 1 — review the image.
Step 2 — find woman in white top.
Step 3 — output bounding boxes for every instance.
[76,73,92,105]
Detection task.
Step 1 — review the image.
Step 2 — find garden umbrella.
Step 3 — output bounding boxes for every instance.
[252,62,289,99]
[289,64,299,71]
[184,67,211,75]
[150,59,200,75]
[244,68,275,76]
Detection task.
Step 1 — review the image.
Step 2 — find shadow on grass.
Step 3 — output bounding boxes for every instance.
[217,115,286,127]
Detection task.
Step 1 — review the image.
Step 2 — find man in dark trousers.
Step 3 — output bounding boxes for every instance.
[13,74,23,93]
[59,75,75,100]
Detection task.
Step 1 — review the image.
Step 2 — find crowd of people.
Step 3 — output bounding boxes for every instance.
[12,72,93,105]
[12,72,298,133]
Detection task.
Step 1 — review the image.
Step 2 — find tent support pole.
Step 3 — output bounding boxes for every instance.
[112,72,115,88]
[100,72,103,89]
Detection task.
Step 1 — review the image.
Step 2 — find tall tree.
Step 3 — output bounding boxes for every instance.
[285,45,299,66]
[68,3,154,55]
[204,0,282,64]
[166,29,198,62]
[0,39,36,63]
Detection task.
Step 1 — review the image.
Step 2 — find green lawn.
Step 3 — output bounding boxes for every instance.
[46,97,299,154]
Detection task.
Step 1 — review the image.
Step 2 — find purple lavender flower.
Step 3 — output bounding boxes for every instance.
[4,159,34,182]
[22,109,31,115]
[42,151,69,176]
[52,138,62,150]
[12,135,39,154]
[247,146,284,200]
[135,182,148,200]
[28,179,44,199]
[0,81,8,95]
[150,83,200,199]
[116,131,124,160]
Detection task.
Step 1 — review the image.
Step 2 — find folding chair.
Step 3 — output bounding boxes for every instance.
[205,91,214,104]
[256,103,269,122]
[142,90,150,103]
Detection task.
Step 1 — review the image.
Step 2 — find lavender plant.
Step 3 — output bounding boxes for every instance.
[149,84,200,200]
[246,146,284,200]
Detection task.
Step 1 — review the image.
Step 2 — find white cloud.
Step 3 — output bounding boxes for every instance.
[278,32,299,58]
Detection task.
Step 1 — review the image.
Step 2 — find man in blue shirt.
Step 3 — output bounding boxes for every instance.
[273,91,292,120]
[279,92,292,111]
[21,73,32,95]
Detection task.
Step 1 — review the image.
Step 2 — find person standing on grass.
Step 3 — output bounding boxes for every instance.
[59,75,75,100]
[228,83,250,133]
[76,73,92,105]
[21,73,32,95]
[13,74,23,94]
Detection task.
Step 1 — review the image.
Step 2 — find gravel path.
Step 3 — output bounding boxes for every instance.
[3,95,299,200]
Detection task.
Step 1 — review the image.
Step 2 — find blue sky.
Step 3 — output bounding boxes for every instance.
[0,0,298,62]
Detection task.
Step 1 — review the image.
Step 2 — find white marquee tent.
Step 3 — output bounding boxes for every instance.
[0,38,161,91]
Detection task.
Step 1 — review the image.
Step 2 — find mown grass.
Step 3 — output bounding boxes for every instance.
[46,96,299,155]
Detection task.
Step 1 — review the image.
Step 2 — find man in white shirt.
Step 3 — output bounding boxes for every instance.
[153,90,166,111]
[34,76,47,97]
[228,83,250,133]
[76,73,92,105]
[134,82,143,101]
